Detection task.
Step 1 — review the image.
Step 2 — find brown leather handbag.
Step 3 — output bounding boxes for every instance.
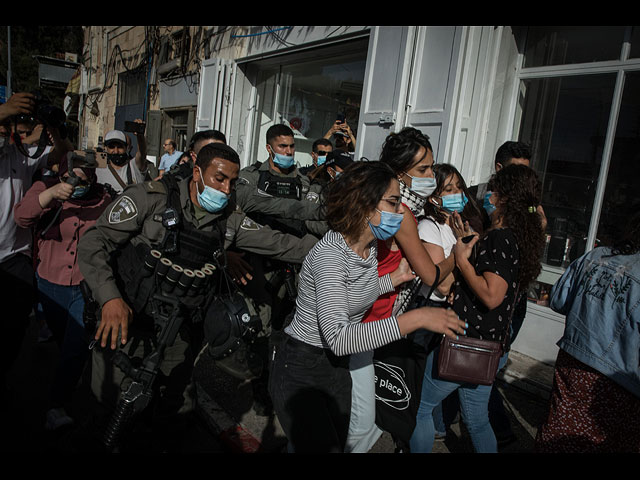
[437,334,505,386]
[437,287,520,386]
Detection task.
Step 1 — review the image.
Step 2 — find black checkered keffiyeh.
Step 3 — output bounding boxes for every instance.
[393,180,428,315]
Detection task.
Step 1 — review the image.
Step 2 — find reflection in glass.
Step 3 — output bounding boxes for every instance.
[523,26,626,68]
[630,26,640,59]
[518,74,616,267]
[251,48,367,167]
[596,72,640,246]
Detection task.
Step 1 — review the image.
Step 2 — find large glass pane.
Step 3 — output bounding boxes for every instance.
[251,47,367,168]
[523,26,626,68]
[518,74,617,268]
[629,26,640,58]
[596,71,640,245]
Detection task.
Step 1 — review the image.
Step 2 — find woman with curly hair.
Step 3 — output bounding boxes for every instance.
[535,211,640,453]
[410,163,545,453]
[269,161,466,453]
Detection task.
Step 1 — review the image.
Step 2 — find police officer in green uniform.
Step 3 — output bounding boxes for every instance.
[233,124,328,415]
[77,142,316,450]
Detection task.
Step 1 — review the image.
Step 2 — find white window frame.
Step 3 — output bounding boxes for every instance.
[510,26,640,289]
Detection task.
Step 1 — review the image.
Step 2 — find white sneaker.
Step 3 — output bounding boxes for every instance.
[45,408,74,431]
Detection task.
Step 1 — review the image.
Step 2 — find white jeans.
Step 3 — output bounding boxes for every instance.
[345,350,383,453]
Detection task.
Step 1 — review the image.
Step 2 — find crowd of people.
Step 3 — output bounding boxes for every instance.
[1,91,638,453]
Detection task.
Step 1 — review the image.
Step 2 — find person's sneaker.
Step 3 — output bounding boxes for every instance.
[434,430,447,441]
[45,408,74,431]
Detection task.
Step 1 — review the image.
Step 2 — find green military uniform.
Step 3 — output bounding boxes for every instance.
[235,160,328,238]
[234,160,328,332]
[77,176,317,439]
[233,159,328,415]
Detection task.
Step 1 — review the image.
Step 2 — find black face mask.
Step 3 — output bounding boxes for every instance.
[108,152,130,166]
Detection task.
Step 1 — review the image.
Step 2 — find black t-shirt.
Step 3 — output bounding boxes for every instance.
[452,228,519,342]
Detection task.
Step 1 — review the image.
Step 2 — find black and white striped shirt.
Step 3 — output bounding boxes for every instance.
[285,230,402,356]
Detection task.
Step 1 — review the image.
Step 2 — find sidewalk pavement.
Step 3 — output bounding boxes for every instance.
[193,349,556,453]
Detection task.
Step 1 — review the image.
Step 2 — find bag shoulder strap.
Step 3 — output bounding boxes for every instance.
[107,162,130,190]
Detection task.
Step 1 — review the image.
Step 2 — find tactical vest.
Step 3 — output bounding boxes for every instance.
[112,174,230,316]
[249,168,307,238]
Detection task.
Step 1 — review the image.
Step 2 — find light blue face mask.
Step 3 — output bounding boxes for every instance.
[368,209,404,240]
[440,192,468,213]
[405,173,437,197]
[483,191,497,216]
[272,152,295,169]
[197,167,229,213]
[316,155,327,166]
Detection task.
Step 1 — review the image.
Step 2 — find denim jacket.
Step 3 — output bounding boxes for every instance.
[549,246,640,398]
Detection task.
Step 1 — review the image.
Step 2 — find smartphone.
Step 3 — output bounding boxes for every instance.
[95,151,108,168]
[336,113,345,124]
[124,121,146,134]
[462,235,476,244]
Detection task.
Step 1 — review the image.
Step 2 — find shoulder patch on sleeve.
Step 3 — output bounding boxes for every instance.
[108,195,139,224]
[240,216,262,231]
[305,191,320,203]
[143,181,167,193]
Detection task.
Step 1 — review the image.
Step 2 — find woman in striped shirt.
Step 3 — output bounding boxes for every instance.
[268,161,467,453]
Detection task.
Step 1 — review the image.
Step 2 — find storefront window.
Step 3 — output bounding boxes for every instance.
[519,74,617,268]
[516,26,640,306]
[250,43,367,168]
[523,26,627,68]
[630,27,640,58]
[595,71,640,245]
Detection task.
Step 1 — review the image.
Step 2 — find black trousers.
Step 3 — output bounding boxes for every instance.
[269,334,352,453]
[0,253,36,385]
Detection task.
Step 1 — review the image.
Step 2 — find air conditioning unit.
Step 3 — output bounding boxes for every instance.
[157,58,181,76]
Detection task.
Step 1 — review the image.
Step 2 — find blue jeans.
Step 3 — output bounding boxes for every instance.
[410,345,508,453]
[36,274,89,408]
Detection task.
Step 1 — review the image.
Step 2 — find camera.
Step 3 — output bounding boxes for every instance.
[15,91,68,139]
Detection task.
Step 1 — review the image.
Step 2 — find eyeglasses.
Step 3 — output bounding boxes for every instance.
[105,142,125,149]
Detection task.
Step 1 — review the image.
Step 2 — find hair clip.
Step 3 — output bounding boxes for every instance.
[528,206,536,213]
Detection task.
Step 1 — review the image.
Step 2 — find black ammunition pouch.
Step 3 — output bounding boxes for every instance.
[107,174,230,321]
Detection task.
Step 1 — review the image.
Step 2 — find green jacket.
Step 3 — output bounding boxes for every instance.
[78,176,318,307]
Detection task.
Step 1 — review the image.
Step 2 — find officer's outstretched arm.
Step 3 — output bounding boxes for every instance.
[235,179,324,222]
[227,210,318,265]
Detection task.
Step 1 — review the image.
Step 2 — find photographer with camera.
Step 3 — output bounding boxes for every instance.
[77,142,318,451]
[14,152,112,430]
[95,120,148,195]
[1,92,72,404]
[323,113,357,154]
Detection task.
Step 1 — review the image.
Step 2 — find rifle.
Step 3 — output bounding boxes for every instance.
[102,291,184,451]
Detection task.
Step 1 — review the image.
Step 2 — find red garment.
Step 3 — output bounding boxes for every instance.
[362,239,402,323]
[362,204,417,323]
[13,180,111,286]
[535,349,640,453]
